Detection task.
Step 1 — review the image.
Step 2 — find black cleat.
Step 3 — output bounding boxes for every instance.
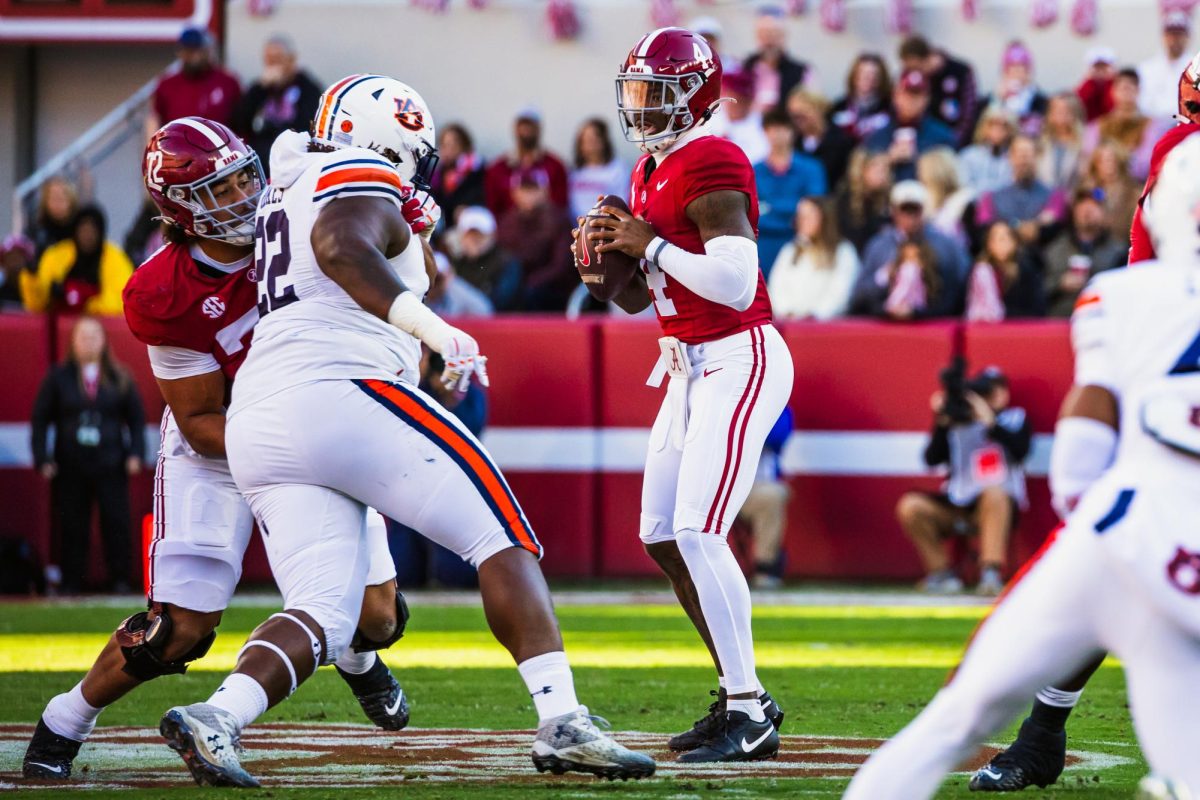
[758,691,785,733]
[970,717,1067,791]
[337,660,410,731]
[677,710,780,763]
[669,689,785,752]
[668,689,726,752]
[23,718,82,780]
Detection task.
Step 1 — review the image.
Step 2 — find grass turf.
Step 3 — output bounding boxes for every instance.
[0,598,1143,798]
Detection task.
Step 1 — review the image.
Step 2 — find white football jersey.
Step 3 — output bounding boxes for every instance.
[231,131,428,411]
[1071,260,1200,480]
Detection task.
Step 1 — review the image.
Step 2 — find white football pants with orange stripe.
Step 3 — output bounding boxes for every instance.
[844,472,1200,799]
[639,323,794,695]
[149,408,394,614]
[227,378,541,662]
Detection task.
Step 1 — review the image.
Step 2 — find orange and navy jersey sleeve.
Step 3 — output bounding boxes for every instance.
[312,152,407,212]
[678,137,755,210]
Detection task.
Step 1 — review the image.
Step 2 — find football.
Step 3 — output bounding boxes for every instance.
[573,194,641,303]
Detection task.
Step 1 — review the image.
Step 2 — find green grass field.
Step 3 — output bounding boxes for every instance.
[0,594,1144,798]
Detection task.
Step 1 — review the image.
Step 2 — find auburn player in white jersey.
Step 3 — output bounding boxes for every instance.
[157,76,654,787]
[844,133,1200,800]
[22,118,409,784]
[581,28,794,763]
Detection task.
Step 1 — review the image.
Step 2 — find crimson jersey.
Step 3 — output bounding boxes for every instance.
[123,242,259,385]
[1128,122,1200,264]
[630,135,773,344]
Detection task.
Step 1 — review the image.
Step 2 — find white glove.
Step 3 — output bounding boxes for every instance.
[400,188,442,242]
[440,332,489,392]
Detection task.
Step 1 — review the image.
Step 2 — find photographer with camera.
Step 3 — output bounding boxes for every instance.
[896,363,1031,596]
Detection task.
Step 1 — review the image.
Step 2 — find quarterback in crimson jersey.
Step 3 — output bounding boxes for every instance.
[22,118,408,784]
[582,27,794,763]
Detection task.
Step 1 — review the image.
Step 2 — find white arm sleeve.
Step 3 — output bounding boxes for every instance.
[646,234,759,312]
[1049,416,1118,519]
[147,345,221,380]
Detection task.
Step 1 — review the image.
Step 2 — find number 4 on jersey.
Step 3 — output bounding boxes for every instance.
[256,208,297,316]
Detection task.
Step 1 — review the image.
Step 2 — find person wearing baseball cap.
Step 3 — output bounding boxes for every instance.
[980,40,1049,138]
[850,178,969,318]
[1138,10,1192,119]
[450,206,522,312]
[898,34,980,147]
[146,26,242,136]
[1077,46,1117,122]
[862,68,957,182]
[483,106,569,219]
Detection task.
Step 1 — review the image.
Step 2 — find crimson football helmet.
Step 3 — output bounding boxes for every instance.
[143,117,264,245]
[1177,50,1200,125]
[615,27,723,154]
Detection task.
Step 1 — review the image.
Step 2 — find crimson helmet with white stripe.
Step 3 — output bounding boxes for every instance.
[615,27,723,154]
[143,117,264,245]
[310,74,439,190]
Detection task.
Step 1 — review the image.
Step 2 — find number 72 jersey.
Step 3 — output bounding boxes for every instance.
[123,242,259,392]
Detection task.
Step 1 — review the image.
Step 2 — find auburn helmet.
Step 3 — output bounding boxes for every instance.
[1178,50,1200,125]
[310,74,439,190]
[143,117,264,245]
[615,27,723,154]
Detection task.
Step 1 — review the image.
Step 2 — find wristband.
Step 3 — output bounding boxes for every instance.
[386,292,453,353]
[645,236,670,266]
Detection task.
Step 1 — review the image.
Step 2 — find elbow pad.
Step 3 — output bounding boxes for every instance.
[649,235,758,311]
[1049,416,1118,520]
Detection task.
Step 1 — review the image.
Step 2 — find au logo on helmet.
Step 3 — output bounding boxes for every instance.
[395,97,425,132]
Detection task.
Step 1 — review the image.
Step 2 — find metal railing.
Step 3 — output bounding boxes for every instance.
[11,67,167,236]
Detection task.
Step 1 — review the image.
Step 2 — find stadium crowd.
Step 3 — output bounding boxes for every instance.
[4,8,1190,322]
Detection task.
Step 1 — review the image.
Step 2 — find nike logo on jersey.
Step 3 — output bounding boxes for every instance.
[385,690,406,717]
[741,727,774,753]
[656,179,669,191]
[28,762,66,775]
[703,367,723,377]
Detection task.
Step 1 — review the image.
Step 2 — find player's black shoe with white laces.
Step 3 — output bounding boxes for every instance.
[676,710,780,763]
[669,689,785,752]
[335,657,410,731]
[22,718,82,779]
[969,717,1067,791]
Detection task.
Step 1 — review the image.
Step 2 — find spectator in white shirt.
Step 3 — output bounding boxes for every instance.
[567,118,628,220]
[1138,10,1192,120]
[768,196,861,321]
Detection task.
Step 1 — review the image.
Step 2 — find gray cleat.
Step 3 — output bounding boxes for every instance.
[160,703,260,788]
[531,706,656,781]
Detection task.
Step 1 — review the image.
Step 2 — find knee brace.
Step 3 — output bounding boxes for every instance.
[350,589,410,653]
[115,604,215,681]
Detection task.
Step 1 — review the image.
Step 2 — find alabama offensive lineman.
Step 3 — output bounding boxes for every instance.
[156,77,654,787]
[23,118,408,782]
[583,28,793,762]
[845,133,1200,800]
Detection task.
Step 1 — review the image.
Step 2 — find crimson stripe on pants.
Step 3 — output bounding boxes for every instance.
[713,326,769,533]
[703,326,763,533]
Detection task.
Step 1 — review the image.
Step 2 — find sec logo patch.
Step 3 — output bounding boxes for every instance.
[202,296,227,319]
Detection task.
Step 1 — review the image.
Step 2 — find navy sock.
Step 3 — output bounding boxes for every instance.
[336,654,390,695]
[1028,697,1073,732]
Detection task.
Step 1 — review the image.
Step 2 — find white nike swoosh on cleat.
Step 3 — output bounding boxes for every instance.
[740,727,774,753]
[385,691,405,717]
[28,762,65,775]
[980,768,1004,780]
